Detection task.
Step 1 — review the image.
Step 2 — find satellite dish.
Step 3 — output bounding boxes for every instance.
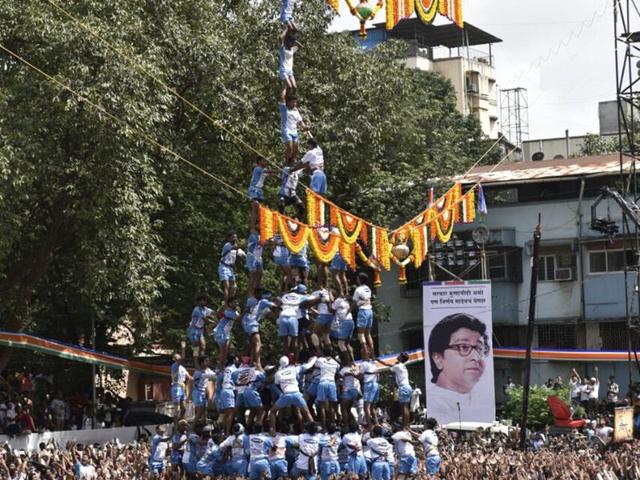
[532,152,544,161]
[472,225,490,245]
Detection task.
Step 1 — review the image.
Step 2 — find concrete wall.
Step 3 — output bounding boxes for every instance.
[522,134,618,161]
[0,426,140,452]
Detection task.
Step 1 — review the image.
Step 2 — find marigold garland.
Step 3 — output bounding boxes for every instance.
[309,227,341,264]
[259,205,277,245]
[462,189,476,223]
[438,0,448,15]
[277,214,310,254]
[337,211,364,244]
[359,224,369,246]
[355,244,383,287]
[414,0,439,25]
[434,209,455,243]
[339,242,357,271]
[325,0,340,13]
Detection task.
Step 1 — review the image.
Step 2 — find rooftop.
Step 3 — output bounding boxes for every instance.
[357,19,502,48]
[457,154,629,185]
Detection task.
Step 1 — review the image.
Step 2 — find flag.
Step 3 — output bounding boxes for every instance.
[477,184,488,215]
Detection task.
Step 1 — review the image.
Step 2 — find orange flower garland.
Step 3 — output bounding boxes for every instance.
[306,190,327,227]
[259,205,277,245]
[309,227,341,264]
[462,189,476,223]
[359,224,369,246]
[337,211,364,244]
[277,214,310,254]
[339,241,357,271]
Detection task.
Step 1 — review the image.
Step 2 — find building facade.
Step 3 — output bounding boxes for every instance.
[355,20,501,138]
[378,154,637,402]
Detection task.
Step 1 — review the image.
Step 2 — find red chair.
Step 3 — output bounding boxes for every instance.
[547,396,586,429]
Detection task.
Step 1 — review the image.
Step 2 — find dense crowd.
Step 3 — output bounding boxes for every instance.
[3,424,640,480]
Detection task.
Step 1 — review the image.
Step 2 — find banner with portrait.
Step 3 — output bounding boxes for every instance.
[614,406,634,443]
[423,281,495,425]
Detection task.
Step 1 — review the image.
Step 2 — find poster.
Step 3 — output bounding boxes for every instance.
[614,406,634,443]
[423,281,495,425]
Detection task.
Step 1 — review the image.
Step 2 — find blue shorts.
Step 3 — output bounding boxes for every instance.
[282,131,299,144]
[279,67,294,81]
[320,460,340,480]
[248,186,264,201]
[187,326,204,343]
[236,390,248,409]
[229,459,248,476]
[342,388,360,402]
[311,170,328,195]
[247,254,263,272]
[371,461,391,480]
[218,388,236,410]
[274,252,291,267]
[316,381,337,403]
[149,460,165,475]
[276,391,306,409]
[346,455,367,477]
[170,451,182,466]
[192,390,207,407]
[336,319,354,341]
[243,388,263,408]
[363,382,380,403]
[306,379,319,398]
[218,264,236,282]
[426,455,441,475]
[278,316,298,337]
[330,254,347,272]
[242,317,260,336]
[317,314,333,327]
[290,255,309,270]
[171,384,186,403]
[250,459,271,480]
[398,455,417,475]
[214,330,230,346]
[398,384,413,404]
[357,309,373,329]
[270,458,288,478]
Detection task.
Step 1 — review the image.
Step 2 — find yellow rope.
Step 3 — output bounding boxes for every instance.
[0,42,250,201]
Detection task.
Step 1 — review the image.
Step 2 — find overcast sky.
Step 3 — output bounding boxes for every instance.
[331,0,614,139]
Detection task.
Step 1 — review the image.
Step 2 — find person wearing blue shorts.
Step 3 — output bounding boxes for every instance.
[330,252,348,298]
[219,355,240,435]
[278,91,308,165]
[319,423,341,480]
[391,428,417,480]
[218,232,246,303]
[360,358,380,424]
[242,293,277,368]
[246,231,264,299]
[280,0,296,30]
[192,356,216,424]
[246,423,273,480]
[170,353,191,423]
[248,156,272,231]
[339,361,361,425]
[314,346,340,427]
[169,421,188,473]
[353,273,374,360]
[312,287,333,352]
[220,424,249,477]
[278,158,305,219]
[332,295,355,363]
[213,298,239,370]
[182,428,201,475]
[272,233,293,293]
[279,29,300,96]
[419,418,441,476]
[269,429,289,479]
[148,425,170,476]
[343,424,367,480]
[289,242,310,286]
[243,364,267,430]
[379,352,413,428]
[300,138,327,194]
[269,355,317,433]
[277,288,320,358]
[188,295,213,358]
[366,426,393,480]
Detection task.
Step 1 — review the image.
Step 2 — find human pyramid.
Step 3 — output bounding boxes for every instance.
[155,4,440,480]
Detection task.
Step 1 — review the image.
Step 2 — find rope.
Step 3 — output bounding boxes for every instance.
[0,42,250,201]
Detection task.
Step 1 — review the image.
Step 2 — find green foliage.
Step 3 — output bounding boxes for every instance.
[503,385,572,427]
[0,0,499,360]
[578,133,617,157]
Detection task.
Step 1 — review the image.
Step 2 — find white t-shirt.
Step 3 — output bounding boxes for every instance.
[569,378,581,399]
[607,382,620,402]
[342,432,363,455]
[410,387,422,412]
[589,381,600,400]
[391,431,415,457]
[75,463,97,479]
[270,434,287,459]
[275,365,302,394]
[222,365,237,390]
[171,364,188,385]
[392,363,410,387]
[293,433,320,470]
[353,285,372,310]
[332,298,352,322]
[320,433,341,461]
[366,437,394,463]
[340,366,360,391]
[314,289,331,315]
[280,293,305,317]
[580,384,592,402]
[51,399,66,419]
[316,357,340,383]
[418,429,439,457]
[301,146,324,171]
[361,360,378,384]
[282,104,303,135]
[282,45,298,72]
[595,426,613,444]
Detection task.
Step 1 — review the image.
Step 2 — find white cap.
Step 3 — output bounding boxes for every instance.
[279,356,289,368]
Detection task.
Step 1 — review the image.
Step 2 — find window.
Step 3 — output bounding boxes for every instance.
[537,255,556,281]
[588,249,634,273]
[486,187,518,206]
[488,252,506,279]
[537,324,576,349]
[144,384,153,401]
[600,322,628,351]
[494,325,524,348]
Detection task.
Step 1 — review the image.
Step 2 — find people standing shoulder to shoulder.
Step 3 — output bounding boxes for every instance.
[390,427,418,480]
[366,424,394,480]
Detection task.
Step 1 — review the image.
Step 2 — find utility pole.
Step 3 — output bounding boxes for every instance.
[91,316,97,430]
[519,215,542,450]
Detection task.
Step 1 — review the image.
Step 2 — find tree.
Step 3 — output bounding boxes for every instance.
[578,133,617,157]
[0,0,499,368]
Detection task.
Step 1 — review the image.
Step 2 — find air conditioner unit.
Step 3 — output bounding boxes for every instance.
[555,268,573,281]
